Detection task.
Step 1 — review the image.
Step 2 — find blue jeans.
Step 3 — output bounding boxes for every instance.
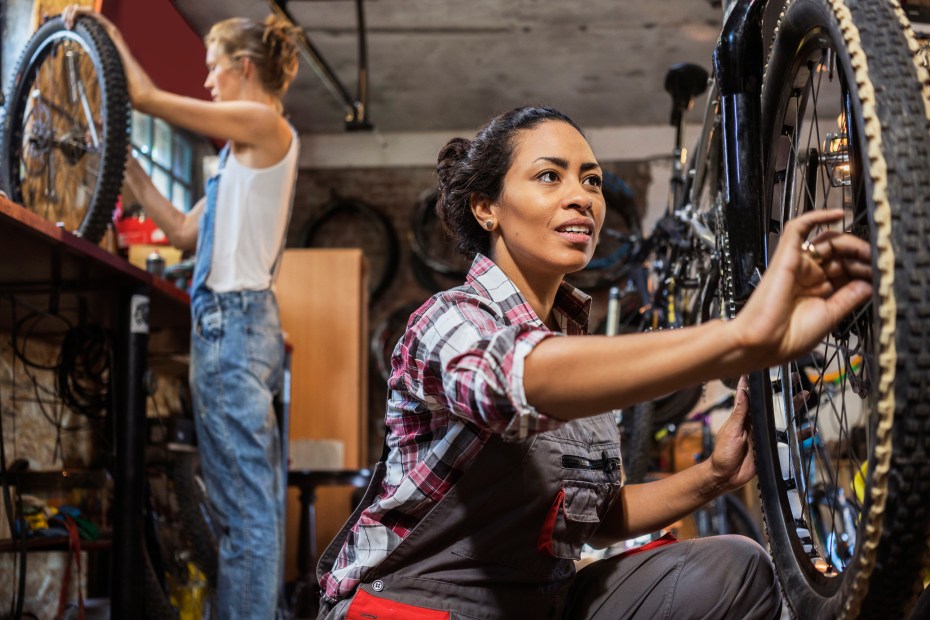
[190,289,285,619]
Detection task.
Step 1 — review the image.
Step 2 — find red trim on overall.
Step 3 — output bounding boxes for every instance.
[616,531,678,558]
[537,486,566,555]
[347,589,451,619]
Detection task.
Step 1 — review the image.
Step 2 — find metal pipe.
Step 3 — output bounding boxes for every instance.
[352,0,371,129]
[269,0,371,129]
[111,286,149,619]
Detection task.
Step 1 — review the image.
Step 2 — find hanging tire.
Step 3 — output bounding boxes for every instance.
[0,15,130,243]
[299,197,400,304]
[754,0,930,617]
[370,301,421,382]
[409,189,471,281]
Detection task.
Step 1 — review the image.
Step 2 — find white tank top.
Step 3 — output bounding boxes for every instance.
[206,128,299,292]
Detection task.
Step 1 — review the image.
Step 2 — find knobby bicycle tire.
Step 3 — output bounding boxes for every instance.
[299,197,400,304]
[143,452,218,619]
[0,15,130,244]
[753,0,930,617]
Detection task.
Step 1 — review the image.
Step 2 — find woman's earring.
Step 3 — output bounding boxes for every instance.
[484,219,494,230]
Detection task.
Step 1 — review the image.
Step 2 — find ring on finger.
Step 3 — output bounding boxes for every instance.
[801,240,824,265]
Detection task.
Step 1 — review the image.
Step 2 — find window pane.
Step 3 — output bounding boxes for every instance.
[151,166,171,199]
[152,119,172,168]
[127,111,209,208]
[172,181,191,212]
[131,110,151,151]
[137,154,153,175]
[174,139,192,182]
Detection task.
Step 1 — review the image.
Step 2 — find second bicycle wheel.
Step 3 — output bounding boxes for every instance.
[755,0,930,617]
[0,15,130,243]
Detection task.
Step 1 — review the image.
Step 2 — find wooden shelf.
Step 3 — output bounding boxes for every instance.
[0,195,190,334]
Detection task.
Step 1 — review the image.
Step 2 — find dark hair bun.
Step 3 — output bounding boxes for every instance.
[437,138,470,167]
[436,138,470,189]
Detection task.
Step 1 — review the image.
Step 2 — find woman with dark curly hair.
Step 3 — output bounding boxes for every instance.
[317,106,871,619]
[63,6,302,617]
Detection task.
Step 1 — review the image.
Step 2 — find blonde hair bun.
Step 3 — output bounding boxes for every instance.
[205,15,302,98]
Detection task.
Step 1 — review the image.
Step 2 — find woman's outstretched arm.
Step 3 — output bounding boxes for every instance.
[524,209,872,420]
[62,6,291,155]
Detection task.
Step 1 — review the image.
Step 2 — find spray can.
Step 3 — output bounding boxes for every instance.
[146,251,165,278]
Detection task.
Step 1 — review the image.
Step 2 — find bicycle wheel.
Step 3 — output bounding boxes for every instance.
[754,0,930,617]
[720,493,765,545]
[0,15,130,243]
[694,493,765,545]
[618,401,653,484]
[144,452,217,619]
[299,197,400,304]
[172,452,219,590]
[408,190,470,293]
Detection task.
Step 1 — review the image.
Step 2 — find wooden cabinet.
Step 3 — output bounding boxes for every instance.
[276,248,368,581]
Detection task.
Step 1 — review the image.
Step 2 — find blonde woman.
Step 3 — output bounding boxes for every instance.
[64,7,301,617]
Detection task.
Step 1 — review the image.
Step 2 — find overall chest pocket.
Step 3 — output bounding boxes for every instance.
[537,477,619,560]
[449,434,621,578]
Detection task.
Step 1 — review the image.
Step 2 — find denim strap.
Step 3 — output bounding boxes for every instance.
[191,144,230,308]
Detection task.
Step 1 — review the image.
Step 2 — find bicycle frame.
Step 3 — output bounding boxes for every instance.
[649,0,767,317]
[713,0,767,304]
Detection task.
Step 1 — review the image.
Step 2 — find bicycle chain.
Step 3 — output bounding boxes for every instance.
[712,189,737,321]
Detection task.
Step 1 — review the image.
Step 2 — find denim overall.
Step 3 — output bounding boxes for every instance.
[189,144,289,619]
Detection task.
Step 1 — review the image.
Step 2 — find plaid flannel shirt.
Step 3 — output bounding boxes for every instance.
[319,254,592,602]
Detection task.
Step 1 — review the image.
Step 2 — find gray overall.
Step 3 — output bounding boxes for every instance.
[317,413,780,620]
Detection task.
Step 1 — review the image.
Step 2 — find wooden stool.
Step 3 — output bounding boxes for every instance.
[287,469,373,616]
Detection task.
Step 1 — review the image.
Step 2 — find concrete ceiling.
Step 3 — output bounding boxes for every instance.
[173,0,724,136]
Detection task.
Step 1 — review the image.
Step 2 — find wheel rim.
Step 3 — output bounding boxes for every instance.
[762,25,877,599]
[9,29,106,235]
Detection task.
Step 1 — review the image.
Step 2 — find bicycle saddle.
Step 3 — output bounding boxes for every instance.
[664,63,710,124]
